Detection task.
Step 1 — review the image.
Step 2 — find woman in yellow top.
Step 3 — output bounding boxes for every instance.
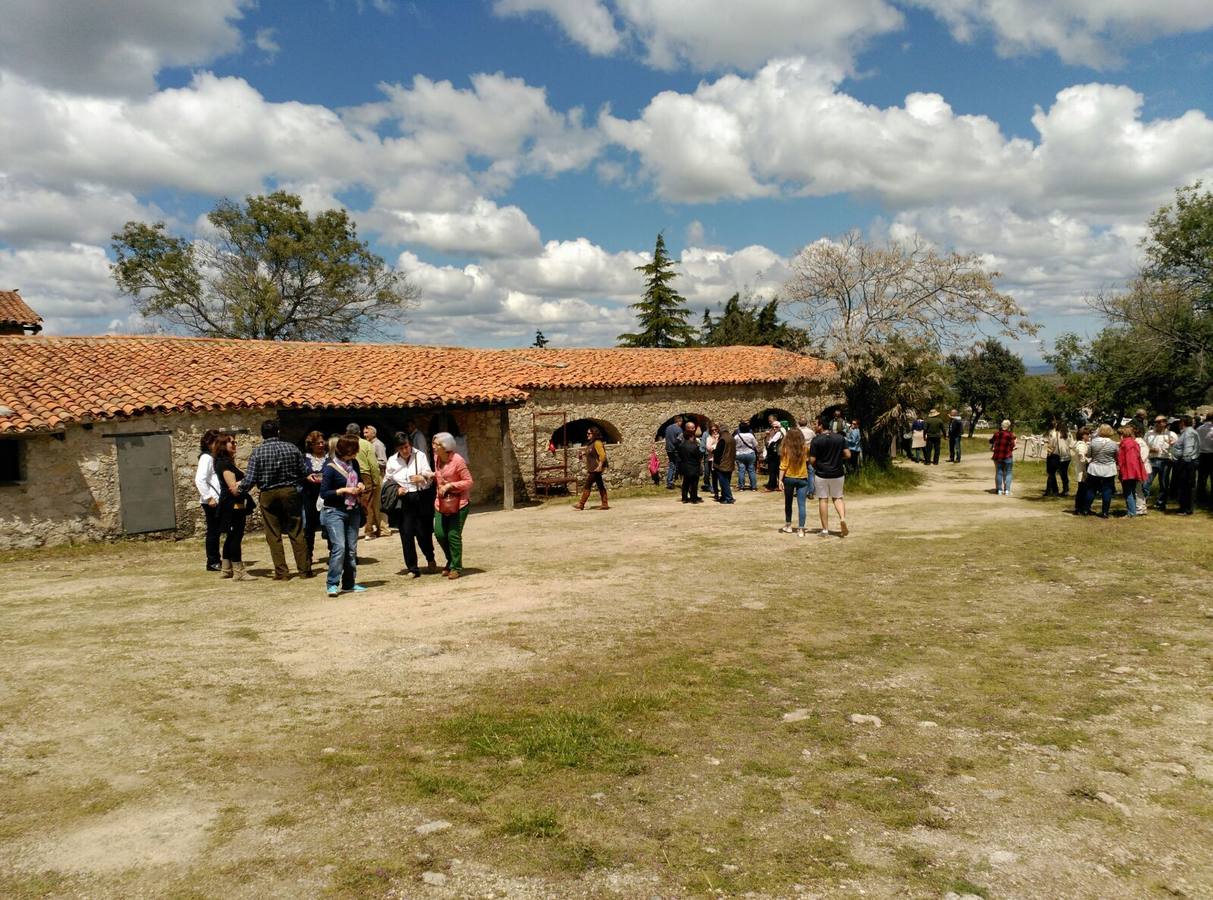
[574,425,610,510]
[779,427,813,536]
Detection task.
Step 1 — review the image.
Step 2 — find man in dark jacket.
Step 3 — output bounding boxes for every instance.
[923,408,946,465]
[713,427,736,503]
[947,409,964,463]
[675,421,703,503]
[664,415,684,489]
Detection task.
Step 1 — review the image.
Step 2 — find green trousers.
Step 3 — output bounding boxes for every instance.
[433,507,469,572]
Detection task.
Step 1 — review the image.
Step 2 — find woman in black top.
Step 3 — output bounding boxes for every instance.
[676,421,703,503]
[300,430,327,566]
[213,433,253,581]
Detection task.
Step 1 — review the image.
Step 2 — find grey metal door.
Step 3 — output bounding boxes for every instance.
[115,433,177,534]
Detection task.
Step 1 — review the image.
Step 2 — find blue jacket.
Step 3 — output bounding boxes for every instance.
[319,458,362,509]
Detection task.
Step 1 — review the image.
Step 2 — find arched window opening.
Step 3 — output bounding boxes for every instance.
[654,412,711,442]
[549,418,623,449]
[748,407,796,432]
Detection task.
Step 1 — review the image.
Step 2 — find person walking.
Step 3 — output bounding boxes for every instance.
[1145,415,1176,510]
[947,409,964,463]
[989,420,1016,495]
[346,424,384,540]
[574,425,610,511]
[1044,421,1072,496]
[385,432,437,577]
[432,432,474,578]
[713,424,736,503]
[1196,413,1213,505]
[676,420,703,503]
[1117,426,1147,517]
[364,425,389,535]
[923,408,945,465]
[763,415,784,491]
[213,433,253,580]
[194,429,222,571]
[809,420,850,536]
[319,434,368,597]
[1172,415,1200,515]
[1086,424,1119,518]
[663,415,684,489]
[702,423,719,498]
[778,427,813,536]
[734,422,758,491]
[237,420,311,580]
[845,419,862,473]
[1072,426,1092,515]
[301,430,327,568]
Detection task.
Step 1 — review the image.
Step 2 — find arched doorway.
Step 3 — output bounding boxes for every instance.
[549,418,622,449]
[654,412,710,442]
[748,407,795,432]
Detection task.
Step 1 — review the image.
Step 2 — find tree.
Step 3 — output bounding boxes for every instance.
[618,233,695,347]
[700,293,810,350]
[784,231,1035,463]
[532,330,550,348]
[1007,375,1067,432]
[111,191,418,342]
[1142,181,1213,310]
[948,339,1026,436]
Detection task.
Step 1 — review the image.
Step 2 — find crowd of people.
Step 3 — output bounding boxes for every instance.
[194,419,474,595]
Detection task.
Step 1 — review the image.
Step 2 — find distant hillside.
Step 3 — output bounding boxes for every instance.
[1025,364,1055,376]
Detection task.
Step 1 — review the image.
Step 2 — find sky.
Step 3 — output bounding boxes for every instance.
[2,1,1213,363]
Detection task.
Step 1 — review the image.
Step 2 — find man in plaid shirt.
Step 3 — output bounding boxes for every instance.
[238,420,311,579]
[989,420,1017,495]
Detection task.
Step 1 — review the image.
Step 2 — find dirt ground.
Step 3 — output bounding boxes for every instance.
[1,451,1211,899]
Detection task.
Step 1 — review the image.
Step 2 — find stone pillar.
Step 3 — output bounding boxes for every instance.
[500,407,514,511]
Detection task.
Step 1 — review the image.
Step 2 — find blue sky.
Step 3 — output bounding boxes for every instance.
[2,1,1213,363]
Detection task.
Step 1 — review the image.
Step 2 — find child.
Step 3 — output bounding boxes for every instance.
[648,448,661,485]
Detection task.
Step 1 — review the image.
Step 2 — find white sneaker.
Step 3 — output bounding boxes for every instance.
[818,528,830,536]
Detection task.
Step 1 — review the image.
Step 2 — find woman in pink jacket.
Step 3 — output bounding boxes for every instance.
[431,431,474,579]
[1117,425,1148,517]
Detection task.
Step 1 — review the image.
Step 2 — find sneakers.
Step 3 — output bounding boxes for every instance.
[796,528,806,537]
[348,584,368,593]
[818,528,830,537]
[326,586,339,597]
[779,524,795,533]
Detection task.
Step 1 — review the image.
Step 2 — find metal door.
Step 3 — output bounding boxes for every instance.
[115,433,177,534]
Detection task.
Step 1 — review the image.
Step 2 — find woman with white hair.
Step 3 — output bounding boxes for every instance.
[431,431,474,579]
[989,419,1017,495]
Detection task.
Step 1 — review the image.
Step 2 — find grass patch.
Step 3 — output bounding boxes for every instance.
[501,807,563,838]
[845,462,925,495]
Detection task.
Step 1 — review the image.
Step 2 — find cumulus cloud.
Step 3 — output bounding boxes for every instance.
[0,243,131,334]
[493,0,623,55]
[369,198,543,256]
[0,178,162,246]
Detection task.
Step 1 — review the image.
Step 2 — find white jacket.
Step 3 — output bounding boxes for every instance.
[194,452,220,504]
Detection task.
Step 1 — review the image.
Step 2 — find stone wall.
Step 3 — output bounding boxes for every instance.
[506,380,839,495]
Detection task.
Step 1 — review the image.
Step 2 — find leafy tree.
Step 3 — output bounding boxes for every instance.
[618,233,695,348]
[699,293,809,349]
[948,339,1026,436]
[112,191,418,342]
[532,330,550,348]
[1142,181,1213,310]
[784,231,1035,463]
[1007,375,1068,432]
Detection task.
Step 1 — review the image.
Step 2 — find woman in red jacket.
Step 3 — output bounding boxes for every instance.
[1117,425,1147,517]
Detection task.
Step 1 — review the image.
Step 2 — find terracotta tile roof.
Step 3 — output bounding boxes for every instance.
[0,336,834,434]
[484,346,835,390]
[0,291,43,332]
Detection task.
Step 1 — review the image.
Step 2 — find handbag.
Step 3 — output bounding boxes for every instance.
[380,479,400,514]
[437,491,461,515]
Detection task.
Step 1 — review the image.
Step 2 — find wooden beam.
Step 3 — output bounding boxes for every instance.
[500,407,514,511]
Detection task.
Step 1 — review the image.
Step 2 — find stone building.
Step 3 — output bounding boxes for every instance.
[0,335,835,549]
[0,290,43,335]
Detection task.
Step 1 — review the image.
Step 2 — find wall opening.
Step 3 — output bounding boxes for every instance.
[549,418,622,449]
[748,407,796,432]
[654,412,710,442]
[0,439,22,483]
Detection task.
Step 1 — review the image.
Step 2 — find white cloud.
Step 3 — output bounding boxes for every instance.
[493,0,623,55]
[254,27,281,60]
[370,198,543,256]
[0,243,131,334]
[0,178,160,246]
[0,0,248,95]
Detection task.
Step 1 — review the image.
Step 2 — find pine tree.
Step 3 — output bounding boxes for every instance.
[532,329,550,348]
[618,233,695,347]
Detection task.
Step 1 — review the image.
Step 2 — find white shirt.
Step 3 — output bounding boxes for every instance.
[194,452,220,504]
[1146,429,1177,459]
[799,426,815,441]
[1197,421,1213,453]
[385,448,433,493]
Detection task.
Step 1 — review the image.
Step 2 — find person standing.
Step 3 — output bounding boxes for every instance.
[1196,413,1213,505]
[1044,421,1072,497]
[432,432,474,578]
[385,432,437,577]
[237,420,311,580]
[676,420,703,503]
[734,422,758,491]
[1086,424,1119,518]
[663,415,684,489]
[574,425,610,511]
[809,421,850,536]
[1117,426,1147,517]
[947,409,964,463]
[1072,427,1092,515]
[797,417,815,443]
[319,434,368,597]
[702,423,719,498]
[989,420,1016,495]
[778,427,812,536]
[349,424,385,540]
[405,418,428,460]
[301,430,327,567]
[1145,415,1177,510]
[763,415,784,492]
[213,433,253,580]
[1172,415,1200,515]
[923,408,945,465]
[713,424,736,503]
[194,429,222,571]
[910,415,926,463]
[845,419,862,473]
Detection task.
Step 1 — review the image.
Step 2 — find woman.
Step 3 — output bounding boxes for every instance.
[989,420,1016,495]
[386,432,437,577]
[676,420,703,503]
[1044,421,1072,496]
[734,422,759,491]
[763,416,784,491]
[778,427,813,536]
[702,423,719,498]
[574,426,609,511]
[1085,424,1119,518]
[911,416,927,463]
[845,420,862,473]
[1072,426,1092,515]
[301,430,327,567]
[194,429,222,571]
[432,431,474,579]
[1117,425,1147,517]
[213,433,253,580]
[319,434,368,597]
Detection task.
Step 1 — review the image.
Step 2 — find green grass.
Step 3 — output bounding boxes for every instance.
[844,461,925,494]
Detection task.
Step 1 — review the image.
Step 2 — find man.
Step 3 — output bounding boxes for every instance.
[364,424,389,534]
[1145,415,1176,510]
[347,423,385,538]
[1172,415,1200,515]
[829,410,846,435]
[797,417,815,442]
[237,419,310,579]
[405,418,427,457]
[923,408,946,465]
[809,418,851,537]
[764,415,785,492]
[1130,409,1149,441]
[664,415,684,489]
[845,419,862,473]
[713,424,736,503]
[947,409,964,463]
[1196,413,1213,504]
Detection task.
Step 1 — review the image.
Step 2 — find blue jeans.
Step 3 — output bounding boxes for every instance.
[1087,475,1114,516]
[1145,458,1170,506]
[666,453,678,488]
[783,476,811,527]
[320,506,358,590]
[735,451,757,489]
[715,469,735,502]
[949,435,962,462]
[995,459,1013,493]
[1123,480,1140,516]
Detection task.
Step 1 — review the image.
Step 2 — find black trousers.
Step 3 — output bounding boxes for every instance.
[219,505,247,562]
[681,471,700,502]
[202,502,221,567]
[398,493,436,572]
[765,447,780,489]
[1197,453,1213,503]
[1174,459,1197,513]
[925,436,941,465]
[1045,454,1070,495]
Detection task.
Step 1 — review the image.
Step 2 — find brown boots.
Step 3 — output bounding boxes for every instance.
[573,489,591,510]
[598,490,609,510]
[221,560,233,579]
